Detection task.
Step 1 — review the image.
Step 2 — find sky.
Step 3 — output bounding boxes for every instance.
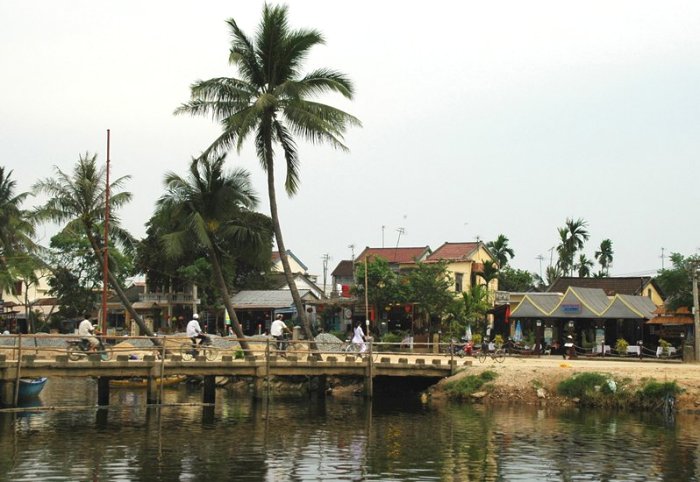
[2,0,699,285]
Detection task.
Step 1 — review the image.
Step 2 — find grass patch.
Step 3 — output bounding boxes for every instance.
[445,371,498,399]
[557,372,610,398]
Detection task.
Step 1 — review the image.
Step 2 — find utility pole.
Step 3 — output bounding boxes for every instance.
[693,262,699,362]
[381,225,385,248]
[321,253,330,296]
[348,244,355,261]
[660,247,666,270]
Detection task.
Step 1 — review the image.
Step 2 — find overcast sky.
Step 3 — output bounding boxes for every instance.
[2,1,699,284]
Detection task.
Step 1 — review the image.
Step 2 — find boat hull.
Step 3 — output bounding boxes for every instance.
[18,377,48,400]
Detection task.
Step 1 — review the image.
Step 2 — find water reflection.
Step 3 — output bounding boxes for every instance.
[0,378,699,480]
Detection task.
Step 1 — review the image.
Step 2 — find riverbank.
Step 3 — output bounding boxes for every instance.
[429,356,700,411]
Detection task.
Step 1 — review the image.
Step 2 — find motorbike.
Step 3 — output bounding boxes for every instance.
[66,337,113,361]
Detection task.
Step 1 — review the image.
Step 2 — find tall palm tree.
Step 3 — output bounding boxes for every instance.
[486,234,514,268]
[576,254,594,278]
[0,167,36,290]
[594,239,613,276]
[175,4,360,344]
[557,218,590,276]
[157,155,270,352]
[32,153,157,340]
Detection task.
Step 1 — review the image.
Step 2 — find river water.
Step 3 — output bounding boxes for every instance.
[1,378,699,481]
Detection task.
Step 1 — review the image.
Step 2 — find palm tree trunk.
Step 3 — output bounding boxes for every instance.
[207,246,250,352]
[85,231,160,346]
[265,151,318,351]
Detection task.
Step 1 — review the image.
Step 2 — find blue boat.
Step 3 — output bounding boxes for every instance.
[18,377,48,401]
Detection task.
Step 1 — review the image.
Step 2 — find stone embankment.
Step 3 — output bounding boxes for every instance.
[428,356,700,411]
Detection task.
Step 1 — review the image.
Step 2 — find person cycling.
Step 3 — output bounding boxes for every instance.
[271,314,291,351]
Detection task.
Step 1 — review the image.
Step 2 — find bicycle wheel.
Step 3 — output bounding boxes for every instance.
[477,351,487,363]
[343,343,359,354]
[205,346,219,361]
[180,344,193,361]
[99,345,114,361]
[67,346,81,361]
[494,349,505,363]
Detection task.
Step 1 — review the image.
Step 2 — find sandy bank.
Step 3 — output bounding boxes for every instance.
[430,356,700,410]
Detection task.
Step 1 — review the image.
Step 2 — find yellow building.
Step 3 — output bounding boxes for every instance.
[425,242,499,294]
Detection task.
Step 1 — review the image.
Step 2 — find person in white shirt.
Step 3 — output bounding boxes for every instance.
[186,314,207,346]
[271,314,290,350]
[78,314,99,351]
[352,321,367,354]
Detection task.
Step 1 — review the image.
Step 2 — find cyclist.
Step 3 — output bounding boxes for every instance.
[352,321,367,354]
[271,314,291,351]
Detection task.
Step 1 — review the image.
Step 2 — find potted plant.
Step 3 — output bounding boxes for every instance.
[493,334,504,349]
[615,338,629,355]
[659,338,671,357]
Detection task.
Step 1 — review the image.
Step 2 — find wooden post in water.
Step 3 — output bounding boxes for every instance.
[202,376,216,404]
[159,337,166,404]
[365,338,373,398]
[13,334,22,407]
[97,377,110,406]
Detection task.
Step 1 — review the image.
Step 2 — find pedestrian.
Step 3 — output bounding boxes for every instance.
[352,321,367,354]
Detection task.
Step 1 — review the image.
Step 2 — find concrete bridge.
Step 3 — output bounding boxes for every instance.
[0,335,470,407]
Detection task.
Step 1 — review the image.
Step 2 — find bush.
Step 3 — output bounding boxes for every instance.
[557,372,609,398]
[234,348,244,359]
[472,333,482,345]
[380,332,403,351]
[444,371,498,399]
[658,338,671,356]
[615,338,629,355]
[639,380,682,400]
[493,334,504,347]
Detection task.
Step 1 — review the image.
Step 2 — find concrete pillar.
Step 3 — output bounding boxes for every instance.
[146,377,159,404]
[0,381,16,407]
[202,376,216,404]
[97,377,110,406]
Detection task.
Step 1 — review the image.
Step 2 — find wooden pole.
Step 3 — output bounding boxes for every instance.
[101,129,111,333]
[159,336,166,404]
[13,334,22,406]
[364,257,369,328]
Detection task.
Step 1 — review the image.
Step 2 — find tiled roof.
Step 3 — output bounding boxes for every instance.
[356,246,430,264]
[547,277,655,296]
[331,260,354,277]
[232,290,313,309]
[427,242,481,262]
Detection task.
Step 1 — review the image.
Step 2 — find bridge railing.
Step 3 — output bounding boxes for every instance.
[0,334,459,362]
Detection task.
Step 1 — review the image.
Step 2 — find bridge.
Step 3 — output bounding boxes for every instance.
[0,335,470,407]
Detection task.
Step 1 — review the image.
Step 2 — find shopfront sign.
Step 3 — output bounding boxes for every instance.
[562,303,581,314]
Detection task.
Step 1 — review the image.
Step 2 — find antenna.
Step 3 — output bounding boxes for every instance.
[381,225,385,248]
[321,253,331,296]
[536,254,545,279]
[348,244,355,261]
[394,227,406,263]
[660,247,666,270]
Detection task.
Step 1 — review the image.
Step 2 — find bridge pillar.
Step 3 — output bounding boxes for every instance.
[0,380,16,407]
[146,377,159,405]
[97,377,110,406]
[202,376,216,404]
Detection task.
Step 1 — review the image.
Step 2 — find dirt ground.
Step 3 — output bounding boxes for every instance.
[430,355,700,410]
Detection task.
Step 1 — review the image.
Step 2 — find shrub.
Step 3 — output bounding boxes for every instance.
[659,338,671,356]
[557,372,609,398]
[472,333,482,345]
[615,338,629,355]
[639,380,682,399]
[234,348,244,359]
[493,334,504,347]
[444,371,498,399]
[380,332,403,351]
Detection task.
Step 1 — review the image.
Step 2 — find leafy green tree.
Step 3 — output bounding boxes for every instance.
[156,155,271,350]
[486,234,515,268]
[594,239,614,276]
[405,261,454,328]
[545,265,562,287]
[460,284,491,334]
[352,257,399,323]
[655,253,700,310]
[476,261,499,288]
[175,4,360,344]
[498,266,537,292]
[576,254,594,277]
[32,153,155,339]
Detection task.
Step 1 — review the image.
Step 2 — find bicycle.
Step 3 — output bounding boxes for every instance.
[180,336,219,361]
[477,348,506,363]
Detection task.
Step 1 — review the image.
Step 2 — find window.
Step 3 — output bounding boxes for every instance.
[647,289,652,299]
[12,281,22,296]
[455,273,463,292]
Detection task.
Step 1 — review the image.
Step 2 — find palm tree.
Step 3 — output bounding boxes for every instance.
[32,153,157,340]
[576,254,594,277]
[157,155,270,352]
[0,167,36,290]
[557,218,590,276]
[175,4,360,344]
[486,234,514,268]
[594,239,613,276]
